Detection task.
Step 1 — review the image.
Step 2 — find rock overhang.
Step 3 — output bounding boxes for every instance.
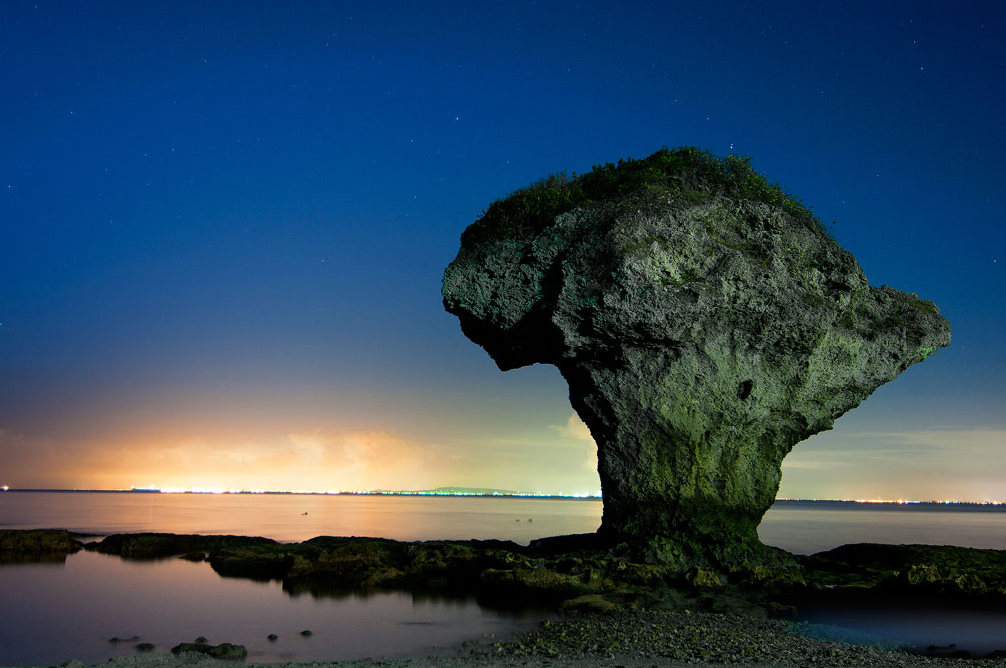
[443,147,951,554]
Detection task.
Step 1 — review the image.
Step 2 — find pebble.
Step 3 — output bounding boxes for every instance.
[474,609,1005,667]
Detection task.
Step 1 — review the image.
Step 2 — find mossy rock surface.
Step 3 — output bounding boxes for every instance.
[802,542,1006,596]
[28,529,1006,624]
[480,567,602,600]
[462,147,823,246]
[444,147,951,556]
[171,642,247,659]
[87,532,277,559]
[0,529,83,554]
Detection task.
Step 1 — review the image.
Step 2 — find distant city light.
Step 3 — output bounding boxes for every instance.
[14,488,990,505]
[122,484,603,498]
[775,496,1006,506]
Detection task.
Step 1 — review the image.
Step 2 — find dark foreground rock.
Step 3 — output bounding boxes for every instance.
[202,531,791,613]
[200,532,1006,632]
[86,533,278,559]
[14,529,1006,625]
[0,529,84,563]
[16,530,1006,667]
[207,535,619,602]
[443,148,950,556]
[170,642,247,659]
[800,542,1006,598]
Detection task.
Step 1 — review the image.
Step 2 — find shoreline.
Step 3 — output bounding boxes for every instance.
[23,608,1006,668]
[9,530,1006,666]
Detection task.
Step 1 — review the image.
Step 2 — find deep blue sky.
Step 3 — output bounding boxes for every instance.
[1,1,1003,497]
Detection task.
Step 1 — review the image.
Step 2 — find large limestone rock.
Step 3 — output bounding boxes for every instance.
[443,148,951,548]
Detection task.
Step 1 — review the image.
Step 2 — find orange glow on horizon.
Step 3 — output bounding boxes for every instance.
[1,411,604,496]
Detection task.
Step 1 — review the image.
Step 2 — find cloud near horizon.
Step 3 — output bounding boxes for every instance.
[780,427,1006,501]
[550,411,598,472]
[0,423,448,491]
[146,428,446,491]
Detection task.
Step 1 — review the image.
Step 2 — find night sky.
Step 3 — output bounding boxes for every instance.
[2,1,1003,499]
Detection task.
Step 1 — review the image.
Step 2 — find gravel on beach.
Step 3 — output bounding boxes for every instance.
[28,608,1006,668]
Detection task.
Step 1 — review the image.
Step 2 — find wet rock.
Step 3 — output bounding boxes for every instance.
[444,147,950,552]
[299,629,313,637]
[171,642,247,659]
[805,542,1006,594]
[685,567,724,588]
[0,530,84,563]
[135,643,155,652]
[267,634,278,641]
[481,567,601,600]
[88,533,277,559]
[210,536,526,591]
[560,593,620,614]
[210,544,295,580]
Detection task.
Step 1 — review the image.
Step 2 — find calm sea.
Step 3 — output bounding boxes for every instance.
[4,491,1006,664]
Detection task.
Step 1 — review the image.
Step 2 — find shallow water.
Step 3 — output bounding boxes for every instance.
[760,500,1006,554]
[8,493,1006,664]
[0,491,603,544]
[795,597,1006,657]
[0,492,586,665]
[0,550,542,666]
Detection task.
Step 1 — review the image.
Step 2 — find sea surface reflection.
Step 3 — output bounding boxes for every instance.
[0,491,603,544]
[9,494,1006,663]
[0,550,543,666]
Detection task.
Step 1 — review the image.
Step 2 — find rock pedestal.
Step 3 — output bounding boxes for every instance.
[443,149,951,550]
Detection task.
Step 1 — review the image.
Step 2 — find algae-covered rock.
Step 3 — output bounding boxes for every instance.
[171,642,247,659]
[480,567,601,600]
[0,529,83,562]
[685,567,724,589]
[560,593,621,613]
[88,533,278,559]
[443,148,951,550]
[806,542,1006,595]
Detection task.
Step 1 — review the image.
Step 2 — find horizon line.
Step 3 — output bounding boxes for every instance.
[3,486,1006,506]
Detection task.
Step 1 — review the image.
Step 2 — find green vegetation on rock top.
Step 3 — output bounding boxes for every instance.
[461,146,823,246]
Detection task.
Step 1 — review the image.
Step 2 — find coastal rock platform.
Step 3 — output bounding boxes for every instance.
[8,530,1006,665]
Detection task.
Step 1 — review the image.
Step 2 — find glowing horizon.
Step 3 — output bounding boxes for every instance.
[1,3,1001,505]
[6,485,1006,506]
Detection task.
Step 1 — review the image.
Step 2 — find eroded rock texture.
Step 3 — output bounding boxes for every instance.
[443,149,950,548]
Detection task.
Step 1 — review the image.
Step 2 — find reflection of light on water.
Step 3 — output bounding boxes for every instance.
[0,551,546,666]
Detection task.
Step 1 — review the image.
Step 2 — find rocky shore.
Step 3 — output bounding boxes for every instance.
[37,608,1006,668]
[8,529,1006,666]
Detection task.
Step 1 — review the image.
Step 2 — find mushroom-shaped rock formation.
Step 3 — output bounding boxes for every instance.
[443,148,951,551]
